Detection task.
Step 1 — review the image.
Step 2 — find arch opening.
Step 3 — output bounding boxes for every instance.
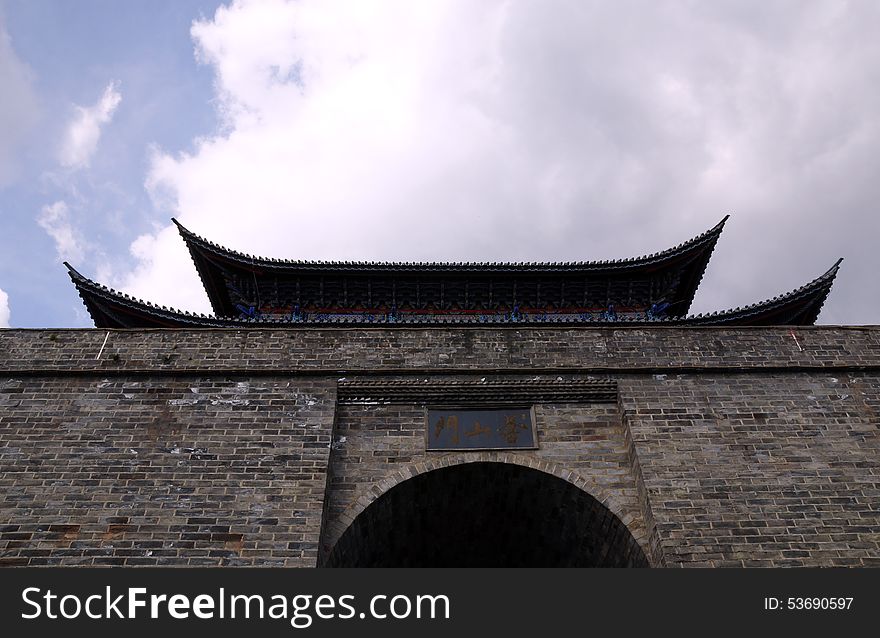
[325,462,649,567]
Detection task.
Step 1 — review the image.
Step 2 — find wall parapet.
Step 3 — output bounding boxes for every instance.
[2,326,880,375]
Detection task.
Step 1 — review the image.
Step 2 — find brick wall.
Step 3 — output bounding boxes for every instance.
[620,372,880,566]
[0,373,335,566]
[1,326,878,567]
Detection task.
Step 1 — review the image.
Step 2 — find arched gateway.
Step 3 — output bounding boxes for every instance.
[324,461,649,567]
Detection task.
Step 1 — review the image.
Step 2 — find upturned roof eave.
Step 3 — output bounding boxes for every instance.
[675,259,841,326]
[65,263,227,328]
[64,257,840,329]
[171,216,729,274]
[173,215,729,317]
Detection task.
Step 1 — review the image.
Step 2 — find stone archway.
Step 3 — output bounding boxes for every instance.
[324,461,649,567]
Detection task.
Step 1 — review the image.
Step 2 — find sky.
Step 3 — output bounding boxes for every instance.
[0,0,878,329]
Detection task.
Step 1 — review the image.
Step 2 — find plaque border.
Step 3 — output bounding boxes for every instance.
[424,404,539,452]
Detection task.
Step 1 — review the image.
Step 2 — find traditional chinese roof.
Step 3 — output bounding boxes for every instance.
[65,258,841,329]
[173,216,728,319]
[675,258,841,326]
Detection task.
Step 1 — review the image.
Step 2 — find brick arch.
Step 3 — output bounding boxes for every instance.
[321,451,653,566]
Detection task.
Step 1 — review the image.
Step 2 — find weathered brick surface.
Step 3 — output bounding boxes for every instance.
[1,326,879,374]
[620,372,880,567]
[1,326,878,567]
[0,373,335,566]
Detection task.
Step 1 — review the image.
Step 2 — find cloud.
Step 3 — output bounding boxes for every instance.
[58,81,122,170]
[0,21,39,187]
[37,200,89,263]
[117,0,880,323]
[0,287,9,327]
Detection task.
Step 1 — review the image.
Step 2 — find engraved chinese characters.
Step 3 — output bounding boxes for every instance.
[427,408,537,450]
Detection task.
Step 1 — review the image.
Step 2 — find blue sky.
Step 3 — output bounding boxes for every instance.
[1,0,878,328]
[0,0,221,326]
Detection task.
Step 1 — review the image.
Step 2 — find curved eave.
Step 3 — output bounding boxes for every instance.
[675,259,842,326]
[172,222,232,316]
[172,215,728,274]
[66,263,227,328]
[174,215,727,317]
[65,258,840,329]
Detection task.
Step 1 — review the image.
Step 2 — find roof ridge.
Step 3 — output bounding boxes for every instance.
[172,215,730,270]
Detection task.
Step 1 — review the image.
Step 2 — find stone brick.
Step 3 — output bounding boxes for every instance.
[0,326,878,566]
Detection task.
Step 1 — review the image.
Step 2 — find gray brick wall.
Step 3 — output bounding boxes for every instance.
[0,373,335,566]
[1,326,878,567]
[620,372,880,567]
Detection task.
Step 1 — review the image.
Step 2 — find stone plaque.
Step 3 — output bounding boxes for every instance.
[426,407,537,451]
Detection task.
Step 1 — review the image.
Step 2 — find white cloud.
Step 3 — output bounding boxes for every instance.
[37,200,89,263]
[0,22,39,187]
[58,81,122,170]
[0,287,9,327]
[117,0,880,323]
